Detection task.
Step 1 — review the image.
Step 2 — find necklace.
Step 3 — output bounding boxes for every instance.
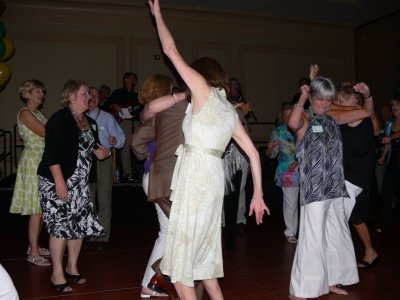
[71,110,86,130]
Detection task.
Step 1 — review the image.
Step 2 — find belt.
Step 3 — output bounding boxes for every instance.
[170,144,223,193]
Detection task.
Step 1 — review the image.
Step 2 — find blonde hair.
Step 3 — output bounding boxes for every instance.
[61,79,88,107]
[19,80,46,103]
[138,74,173,105]
[336,81,363,106]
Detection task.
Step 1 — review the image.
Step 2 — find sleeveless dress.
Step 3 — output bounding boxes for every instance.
[160,87,238,287]
[10,108,47,215]
[38,129,105,239]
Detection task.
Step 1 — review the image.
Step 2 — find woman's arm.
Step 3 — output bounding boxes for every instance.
[232,121,270,224]
[288,85,309,142]
[148,0,209,112]
[49,164,68,201]
[329,82,374,124]
[142,91,186,122]
[18,110,45,137]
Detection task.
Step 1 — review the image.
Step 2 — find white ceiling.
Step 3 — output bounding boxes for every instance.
[146,0,400,27]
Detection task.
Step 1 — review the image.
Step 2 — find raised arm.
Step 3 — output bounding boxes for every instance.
[232,121,270,224]
[328,82,374,124]
[149,0,209,110]
[142,91,186,122]
[288,85,309,142]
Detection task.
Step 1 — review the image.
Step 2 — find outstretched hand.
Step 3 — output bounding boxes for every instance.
[248,196,270,225]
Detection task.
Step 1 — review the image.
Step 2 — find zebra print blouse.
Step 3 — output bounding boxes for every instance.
[296,111,349,206]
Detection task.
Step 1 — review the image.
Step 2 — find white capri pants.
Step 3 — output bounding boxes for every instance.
[0,264,19,300]
[141,174,169,287]
[290,197,359,298]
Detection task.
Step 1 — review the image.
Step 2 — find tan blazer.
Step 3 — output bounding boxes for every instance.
[131,101,188,202]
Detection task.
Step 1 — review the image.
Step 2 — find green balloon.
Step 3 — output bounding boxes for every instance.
[0,39,5,58]
[0,22,5,38]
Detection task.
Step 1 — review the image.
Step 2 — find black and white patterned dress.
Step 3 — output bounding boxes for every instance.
[39,129,105,239]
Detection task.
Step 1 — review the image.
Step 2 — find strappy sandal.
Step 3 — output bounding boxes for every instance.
[27,256,51,266]
[51,282,72,293]
[26,246,51,256]
[65,271,86,284]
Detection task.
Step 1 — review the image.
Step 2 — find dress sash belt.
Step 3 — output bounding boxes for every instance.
[170,144,223,193]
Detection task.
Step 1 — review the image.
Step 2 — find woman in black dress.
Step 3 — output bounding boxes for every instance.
[335,82,378,268]
[38,80,109,292]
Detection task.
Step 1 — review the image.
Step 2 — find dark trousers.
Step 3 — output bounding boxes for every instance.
[380,160,400,232]
[223,170,242,252]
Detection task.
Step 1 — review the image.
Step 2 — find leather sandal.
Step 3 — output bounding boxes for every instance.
[65,271,86,284]
[51,282,72,293]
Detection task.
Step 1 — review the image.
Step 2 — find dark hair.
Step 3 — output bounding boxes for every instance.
[190,57,229,95]
[123,72,137,82]
[298,77,311,87]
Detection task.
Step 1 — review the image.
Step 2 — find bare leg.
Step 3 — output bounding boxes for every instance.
[49,236,71,290]
[174,281,197,300]
[202,279,223,300]
[288,295,306,300]
[65,239,86,283]
[28,213,43,257]
[329,285,348,295]
[353,223,378,264]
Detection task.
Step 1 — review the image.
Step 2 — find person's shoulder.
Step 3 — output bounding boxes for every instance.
[99,109,116,121]
[49,107,69,121]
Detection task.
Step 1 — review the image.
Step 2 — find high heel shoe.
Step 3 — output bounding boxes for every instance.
[358,257,379,269]
[147,273,178,298]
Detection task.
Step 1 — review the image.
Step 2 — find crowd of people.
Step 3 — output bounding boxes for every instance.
[2,0,399,299]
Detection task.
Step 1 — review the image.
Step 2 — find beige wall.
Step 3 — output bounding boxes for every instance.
[355,12,400,112]
[0,0,355,143]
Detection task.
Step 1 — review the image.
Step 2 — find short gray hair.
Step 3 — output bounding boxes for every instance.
[309,76,335,101]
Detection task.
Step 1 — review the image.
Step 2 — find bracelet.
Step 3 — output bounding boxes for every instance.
[171,93,178,103]
[293,103,304,112]
[364,94,372,99]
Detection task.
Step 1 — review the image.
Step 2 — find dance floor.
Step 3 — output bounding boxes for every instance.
[1,183,399,300]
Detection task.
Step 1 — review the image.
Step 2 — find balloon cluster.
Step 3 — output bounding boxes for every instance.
[0,20,15,90]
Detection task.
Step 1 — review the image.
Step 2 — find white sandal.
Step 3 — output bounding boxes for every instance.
[27,256,51,266]
[26,246,51,256]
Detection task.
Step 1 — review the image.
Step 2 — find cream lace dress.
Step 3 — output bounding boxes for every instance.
[160,87,238,287]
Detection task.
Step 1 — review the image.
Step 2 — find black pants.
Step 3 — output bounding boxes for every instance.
[223,170,242,252]
[380,160,400,232]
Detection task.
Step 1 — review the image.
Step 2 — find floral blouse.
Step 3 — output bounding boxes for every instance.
[267,124,299,188]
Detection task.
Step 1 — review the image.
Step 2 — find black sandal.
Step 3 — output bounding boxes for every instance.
[65,271,86,284]
[51,282,72,293]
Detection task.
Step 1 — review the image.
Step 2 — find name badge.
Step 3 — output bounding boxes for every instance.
[99,125,105,131]
[312,125,324,133]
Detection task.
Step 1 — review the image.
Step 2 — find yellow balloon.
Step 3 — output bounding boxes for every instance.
[0,62,11,86]
[1,37,15,61]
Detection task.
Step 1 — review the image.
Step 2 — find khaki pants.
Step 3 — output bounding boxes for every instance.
[89,157,114,242]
